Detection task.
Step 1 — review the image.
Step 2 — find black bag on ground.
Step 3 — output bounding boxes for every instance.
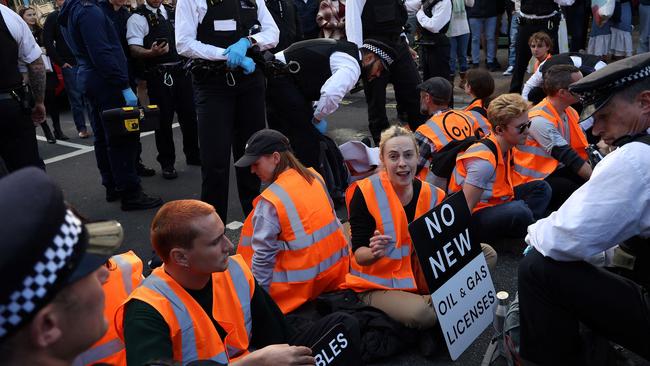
[317,134,350,206]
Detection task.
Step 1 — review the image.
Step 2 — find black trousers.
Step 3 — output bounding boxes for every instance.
[147,68,200,169]
[518,249,650,364]
[509,17,560,93]
[0,98,43,172]
[544,166,585,213]
[266,75,322,171]
[362,38,426,144]
[420,42,452,107]
[193,69,266,222]
[563,0,589,52]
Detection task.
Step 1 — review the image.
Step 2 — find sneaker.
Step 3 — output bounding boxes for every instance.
[121,190,163,211]
[162,166,178,180]
[78,130,91,139]
[136,162,156,177]
[502,65,514,76]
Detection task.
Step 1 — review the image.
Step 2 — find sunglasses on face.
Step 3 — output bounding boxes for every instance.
[514,120,532,134]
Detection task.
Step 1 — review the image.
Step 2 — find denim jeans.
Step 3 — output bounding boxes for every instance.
[508,12,519,67]
[468,16,497,64]
[471,180,551,244]
[449,33,470,74]
[61,65,88,133]
[639,4,650,53]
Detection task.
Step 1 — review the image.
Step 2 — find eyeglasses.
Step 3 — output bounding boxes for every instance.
[514,120,532,134]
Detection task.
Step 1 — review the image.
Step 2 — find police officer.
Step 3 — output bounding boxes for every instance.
[346,0,427,144]
[176,0,279,222]
[267,38,369,170]
[411,0,452,82]
[266,0,303,52]
[518,53,650,364]
[127,0,201,179]
[59,0,163,210]
[508,0,575,94]
[0,4,45,173]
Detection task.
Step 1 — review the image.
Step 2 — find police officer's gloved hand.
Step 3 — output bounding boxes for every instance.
[240,56,256,75]
[122,88,138,107]
[312,117,328,135]
[223,37,251,69]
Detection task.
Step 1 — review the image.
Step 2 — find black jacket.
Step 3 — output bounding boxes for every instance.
[467,0,498,18]
[43,10,76,66]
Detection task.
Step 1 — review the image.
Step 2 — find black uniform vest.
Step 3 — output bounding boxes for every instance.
[266,0,299,52]
[134,4,180,65]
[418,0,449,45]
[284,39,359,101]
[361,0,407,44]
[196,0,259,49]
[520,0,558,17]
[540,53,602,76]
[0,11,23,91]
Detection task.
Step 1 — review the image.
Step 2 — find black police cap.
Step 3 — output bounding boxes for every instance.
[360,39,397,69]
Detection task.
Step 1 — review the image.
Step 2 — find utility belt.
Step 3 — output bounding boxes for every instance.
[0,84,35,115]
[610,236,650,289]
[145,61,184,87]
[517,12,561,28]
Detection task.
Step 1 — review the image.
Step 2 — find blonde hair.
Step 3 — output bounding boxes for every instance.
[487,93,531,129]
[379,125,418,158]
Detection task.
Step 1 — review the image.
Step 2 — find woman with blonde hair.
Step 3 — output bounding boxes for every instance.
[345,125,496,340]
[235,129,349,315]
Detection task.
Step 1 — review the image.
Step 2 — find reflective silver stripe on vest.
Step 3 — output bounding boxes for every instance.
[450,167,465,192]
[272,245,349,283]
[72,338,124,366]
[239,235,252,248]
[539,105,572,144]
[286,219,341,250]
[517,144,550,158]
[368,174,410,260]
[513,163,547,179]
[424,119,450,146]
[143,274,228,364]
[226,257,253,338]
[469,110,491,134]
[428,190,438,211]
[465,143,490,155]
[112,254,135,294]
[349,269,415,289]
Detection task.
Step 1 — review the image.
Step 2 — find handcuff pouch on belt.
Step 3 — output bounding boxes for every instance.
[611,236,650,289]
[9,84,35,115]
[146,62,183,87]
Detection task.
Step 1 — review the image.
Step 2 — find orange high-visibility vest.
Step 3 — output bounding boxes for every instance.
[416,109,486,181]
[464,99,493,136]
[448,134,515,213]
[345,171,446,292]
[533,53,552,73]
[238,168,349,314]
[115,255,254,364]
[72,251,143,366]
[512,98,589,185]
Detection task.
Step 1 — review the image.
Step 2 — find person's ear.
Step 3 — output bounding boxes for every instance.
[170,247,190,268]
[636,90,650,114]
[272,152,281,164]
[30,304,64,348]
[494,124,504,136]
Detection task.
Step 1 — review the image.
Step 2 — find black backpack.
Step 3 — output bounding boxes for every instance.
[317,134,350,207]
[428,136,498,181]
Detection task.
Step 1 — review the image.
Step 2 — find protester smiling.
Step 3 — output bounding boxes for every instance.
[346,125,496,334]
[235,129,349,314]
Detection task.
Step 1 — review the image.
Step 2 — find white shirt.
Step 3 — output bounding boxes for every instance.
[175,0,279,61]
[413,0,452,35]
[527,139,650,261]
[522,55,608,100]
[126,3,169,47]
[345,0,419,47]
[0,4,42,69]
[275,50,361,120]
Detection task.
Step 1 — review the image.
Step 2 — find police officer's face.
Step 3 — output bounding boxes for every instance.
[186,213,234,274]
[250,153,280,183]
[381,136,417,189]
[147,0,163,7]
[362,54,384,82]
[592,92,650,145]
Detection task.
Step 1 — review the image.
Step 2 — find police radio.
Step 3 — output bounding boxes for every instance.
[101,105,160,137]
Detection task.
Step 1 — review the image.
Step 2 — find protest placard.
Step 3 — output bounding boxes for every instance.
[311,323,360,366]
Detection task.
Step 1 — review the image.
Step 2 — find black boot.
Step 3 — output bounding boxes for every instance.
[121,190,163,211]
[41,123,56,144]
[53,122,69,140]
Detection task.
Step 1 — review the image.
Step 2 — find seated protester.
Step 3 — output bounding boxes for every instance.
[448,94,552,247]
[518,52,650,365]
[528,31,553,75]
[463,68,495,134]
[414,77,485,186]
[0,168,120,365]
[522,52,607,104]
[235,129,349,314]
[74,250,144,366]
[346,126,497,331]
[513,64,592,213]
[117,199,361,365]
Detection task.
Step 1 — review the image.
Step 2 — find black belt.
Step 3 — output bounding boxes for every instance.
[518,13,561,26]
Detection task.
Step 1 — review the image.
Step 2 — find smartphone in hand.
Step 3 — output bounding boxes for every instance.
[155,37,168,47]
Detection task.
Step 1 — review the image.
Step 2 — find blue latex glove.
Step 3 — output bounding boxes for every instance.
[223,37,251,69]
[122,88,138,107]
[240,57,256,75]
[523,245,533,256]
[312,118,328,135]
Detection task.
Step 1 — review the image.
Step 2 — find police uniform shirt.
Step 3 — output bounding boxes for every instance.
[411,0,452,35]
[175,0,280,60]
[517,0,574,19]
[527,131,650,261]
[274,50,361,120]
[0,4,42,71]
[345,0,422,47]
[126,2,169,47]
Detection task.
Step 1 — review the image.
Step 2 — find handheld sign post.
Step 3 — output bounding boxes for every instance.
[408,191,497,360]
[310,323,360,366]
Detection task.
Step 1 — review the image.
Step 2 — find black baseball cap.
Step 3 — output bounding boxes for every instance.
[234,129,291,168]
[0,168,122,340]
[417,77,453,104]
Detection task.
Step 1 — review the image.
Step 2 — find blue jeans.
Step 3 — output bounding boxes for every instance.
[449,33,470,75]
[471,180,551,244]
[61,65,88,133]
[508,12,519,67]
[639,4,650,53]
[469,16,497,64]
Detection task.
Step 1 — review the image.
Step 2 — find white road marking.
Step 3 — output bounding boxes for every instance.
[226,221,244,230]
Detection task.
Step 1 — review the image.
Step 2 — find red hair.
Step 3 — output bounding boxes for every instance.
[150,200,216,260]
